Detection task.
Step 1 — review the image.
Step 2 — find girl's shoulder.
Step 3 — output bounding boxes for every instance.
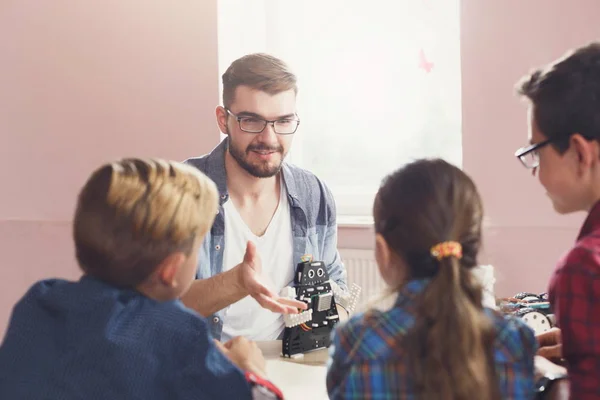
[332,306,415,362]
[483,308,538,362]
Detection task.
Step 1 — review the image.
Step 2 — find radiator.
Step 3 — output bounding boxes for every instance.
[338,249,496,312]
[339,248,389,312]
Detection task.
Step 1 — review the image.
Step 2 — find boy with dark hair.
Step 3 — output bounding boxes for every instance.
[515,42,600,399]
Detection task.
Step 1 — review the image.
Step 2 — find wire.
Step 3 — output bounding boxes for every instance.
[300,323,312,331]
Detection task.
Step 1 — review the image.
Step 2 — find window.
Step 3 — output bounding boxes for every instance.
[218,0,462,223]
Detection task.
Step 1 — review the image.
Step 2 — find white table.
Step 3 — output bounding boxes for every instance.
[257,341,329,400]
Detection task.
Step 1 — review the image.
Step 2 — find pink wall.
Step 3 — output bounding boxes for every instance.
[0,1,219,335]
[339,0,600,297]
[2,0,600,335]
[460,0,600,295]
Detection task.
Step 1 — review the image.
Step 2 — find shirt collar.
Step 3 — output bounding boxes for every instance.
[204,138,228,203]
[79,275,180,305]
[205,137,301,206]
[394,279,430,308]
[578,199,600,240]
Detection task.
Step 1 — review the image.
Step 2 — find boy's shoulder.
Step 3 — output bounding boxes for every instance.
[550,236,600,305]
[11,277,209,340]
[558,203,600,275]
[24,278,69,294]
[558,235,600,276]
[13,278,74,311]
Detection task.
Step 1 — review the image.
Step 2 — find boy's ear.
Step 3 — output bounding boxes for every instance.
[571,133,598,170]
[156,252,186,288]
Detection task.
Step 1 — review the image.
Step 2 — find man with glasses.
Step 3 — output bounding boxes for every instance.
[515,42,600,399]
[182,53,347,341]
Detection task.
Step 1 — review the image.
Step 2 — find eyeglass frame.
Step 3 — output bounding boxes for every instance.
[225,108,300,135]
[515,132,596,169]
[514,138,554,169]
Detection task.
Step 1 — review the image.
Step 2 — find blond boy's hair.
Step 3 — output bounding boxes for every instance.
[73,159,217,287]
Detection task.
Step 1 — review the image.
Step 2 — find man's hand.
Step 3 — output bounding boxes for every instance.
[235,241,307,314]
[214,337,267,379]
[536,327,562,360]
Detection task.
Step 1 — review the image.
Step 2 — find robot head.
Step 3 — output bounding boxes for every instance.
[295,261,329,286]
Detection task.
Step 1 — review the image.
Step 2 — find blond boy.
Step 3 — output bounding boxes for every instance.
[0,159,281,399]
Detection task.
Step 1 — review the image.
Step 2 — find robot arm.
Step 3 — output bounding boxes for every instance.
[279,286,313,328]
[329,280,361,315]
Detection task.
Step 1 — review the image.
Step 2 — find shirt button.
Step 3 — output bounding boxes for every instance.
[220,194,227,200]
[213,316,220,324]
[215,244,221,251]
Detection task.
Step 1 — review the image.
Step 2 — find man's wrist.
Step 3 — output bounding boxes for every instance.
[231,265,247,295]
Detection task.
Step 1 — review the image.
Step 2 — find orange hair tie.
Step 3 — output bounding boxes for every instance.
[430,241,462,261]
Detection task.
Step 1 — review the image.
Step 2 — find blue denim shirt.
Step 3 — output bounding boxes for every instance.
[0,277,252,400]
[184,138,348,340]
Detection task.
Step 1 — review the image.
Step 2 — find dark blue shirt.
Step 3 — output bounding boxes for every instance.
[0,276,252,399]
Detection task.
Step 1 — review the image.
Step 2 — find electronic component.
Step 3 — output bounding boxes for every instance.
[281,257,361,357]
[499,292,555,335]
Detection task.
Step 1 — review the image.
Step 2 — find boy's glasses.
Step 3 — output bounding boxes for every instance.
[514,139,552,169]
[226,108,300,135]
[514,133,595,169]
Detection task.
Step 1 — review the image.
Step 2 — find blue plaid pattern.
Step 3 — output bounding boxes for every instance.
[184,138,347,340]
[326,279,537,399]
[0,277,252,400]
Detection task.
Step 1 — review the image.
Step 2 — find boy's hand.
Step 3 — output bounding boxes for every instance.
[536,327,562,360]
[235,241,307,314]
[214,337,267,379]
[534,355,567,382]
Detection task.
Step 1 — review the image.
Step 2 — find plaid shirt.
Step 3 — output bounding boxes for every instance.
[548,201,600,399]
[326,279,537,399]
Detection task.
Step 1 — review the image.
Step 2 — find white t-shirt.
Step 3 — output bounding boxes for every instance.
[221,183,294,341]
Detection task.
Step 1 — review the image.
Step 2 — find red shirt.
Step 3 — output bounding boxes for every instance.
[549,201,600,399]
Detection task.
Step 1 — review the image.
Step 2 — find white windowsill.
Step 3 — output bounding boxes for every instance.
[337,215,374,228]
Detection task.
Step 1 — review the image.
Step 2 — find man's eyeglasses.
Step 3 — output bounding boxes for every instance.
[225,109,300,135]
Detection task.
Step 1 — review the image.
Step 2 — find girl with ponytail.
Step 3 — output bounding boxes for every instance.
[326,159,537,399]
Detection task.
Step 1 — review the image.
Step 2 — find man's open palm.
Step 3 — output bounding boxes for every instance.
[238,241,307,314]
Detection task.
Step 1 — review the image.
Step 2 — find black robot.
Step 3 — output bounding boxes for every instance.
[281,258,361,357]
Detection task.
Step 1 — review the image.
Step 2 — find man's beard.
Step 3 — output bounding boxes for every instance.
[227,133,285,178]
